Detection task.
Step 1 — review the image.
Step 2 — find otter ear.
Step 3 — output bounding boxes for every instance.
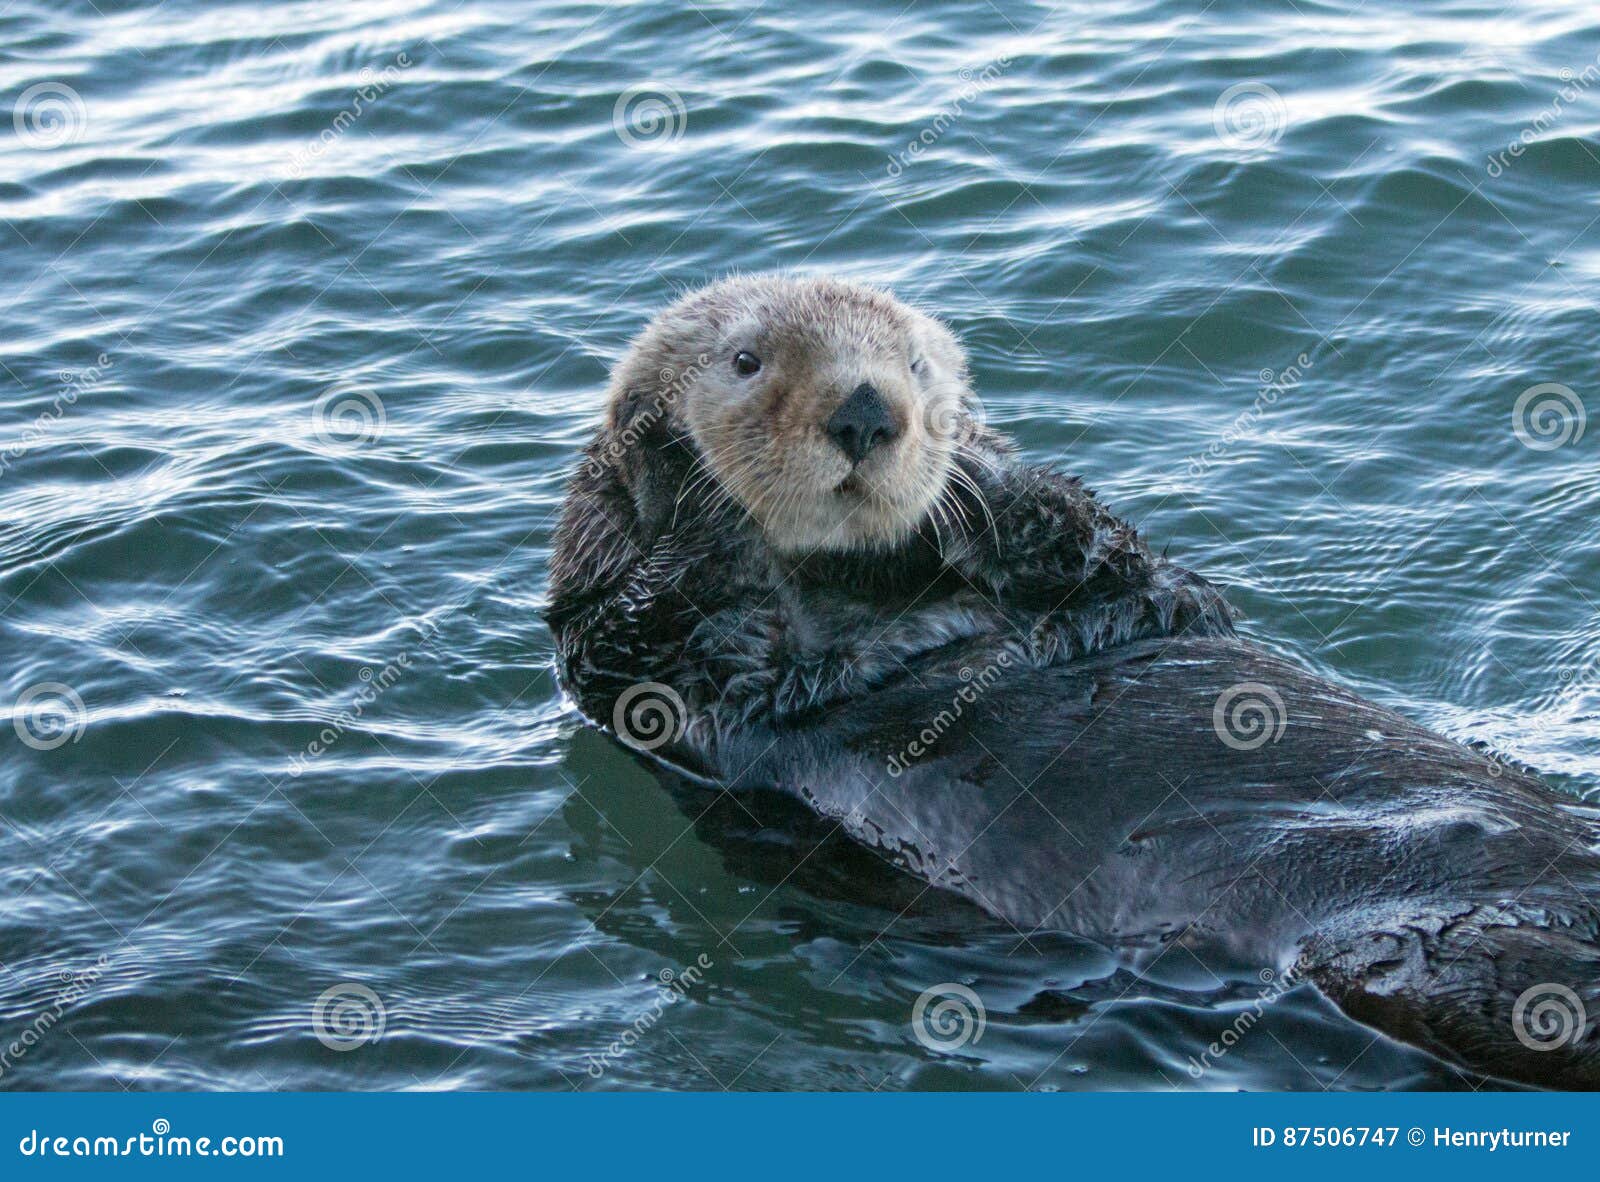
[607,382,667,438]
[916,313,970,381]
[602,382,696,539]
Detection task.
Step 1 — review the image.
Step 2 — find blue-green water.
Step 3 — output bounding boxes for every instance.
[3,0,1598,1091]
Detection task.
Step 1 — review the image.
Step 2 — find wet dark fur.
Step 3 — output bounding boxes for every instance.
[550,419,1236,747]
[547,405,1600,1090]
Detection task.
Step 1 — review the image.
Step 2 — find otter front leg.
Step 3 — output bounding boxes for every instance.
[549,528,720,722]
[546,455,759,725]
[550,503,867,734]
[939,453,1237,646]
[683,606,921,724]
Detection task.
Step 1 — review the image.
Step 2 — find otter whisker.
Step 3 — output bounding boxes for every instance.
[674,438,749,508]
[929,478,968,547]
[945,459,999,549]
[673,441,764,529]
[924,478,958,546]
[673,453,721,508]
[954,439,1005,475]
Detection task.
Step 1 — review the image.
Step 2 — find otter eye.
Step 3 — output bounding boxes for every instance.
[733,351,762,377]
[910,357,928,377]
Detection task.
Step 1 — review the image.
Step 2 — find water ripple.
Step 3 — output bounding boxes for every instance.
[2,0,1598,1091]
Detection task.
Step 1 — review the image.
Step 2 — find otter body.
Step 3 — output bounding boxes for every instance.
[547,274,1600,1089]
[714,635,1600,1088]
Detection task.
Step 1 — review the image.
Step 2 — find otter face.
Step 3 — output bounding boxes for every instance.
[611,275,973,553]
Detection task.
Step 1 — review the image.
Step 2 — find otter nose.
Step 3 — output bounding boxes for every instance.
[825,383,899,466]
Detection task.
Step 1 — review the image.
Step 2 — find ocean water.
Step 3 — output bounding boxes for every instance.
[3,0,1598,1092]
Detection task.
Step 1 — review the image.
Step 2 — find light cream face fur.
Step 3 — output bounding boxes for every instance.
[608,274,973,553]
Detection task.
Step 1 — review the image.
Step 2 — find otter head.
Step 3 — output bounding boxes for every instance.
[605,274,974,553]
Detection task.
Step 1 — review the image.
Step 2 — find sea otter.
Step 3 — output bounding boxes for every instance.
[547,274,1600,1089]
